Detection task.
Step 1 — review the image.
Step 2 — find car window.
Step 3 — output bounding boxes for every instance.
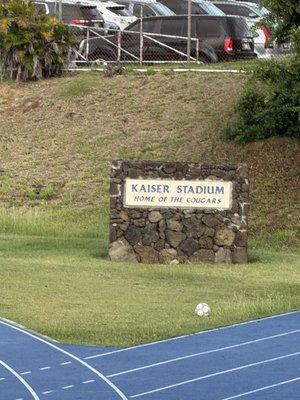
[107,6,132,16]
[61,4,78,20]
[227,16,251,36]
[193,2,224,16]
[150,3,175,16]
[79,6,102,19]
[251,4,269,17]
[160,19,187,36]
[214,4,259,18]
[140,5,157,17]
[133,4,144,17]
[191,4,207,14]
[128,19,161,33]
[35,2,49,14]
[160,0,185,14]
[142,19,161,32]
[196,18,222,37]
[160,0,224,15]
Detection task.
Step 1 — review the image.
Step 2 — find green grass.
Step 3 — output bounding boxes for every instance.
[58,73,96,98]
[0,207,299,347]
[123,58,281,73]
[0,206,106,238]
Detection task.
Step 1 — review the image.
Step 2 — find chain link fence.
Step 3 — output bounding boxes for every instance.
[69,23,293,70]
[71,26,201,67]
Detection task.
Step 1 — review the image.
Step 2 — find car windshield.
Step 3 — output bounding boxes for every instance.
[251,5,269,17]
[107,6,132,16]
[79,6,102,19]
[150,3,175,16]
[213,3,260,18]
[194,2,225,16]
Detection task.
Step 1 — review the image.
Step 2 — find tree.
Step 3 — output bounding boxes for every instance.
[0,0,75,81]
[262,0,300,53]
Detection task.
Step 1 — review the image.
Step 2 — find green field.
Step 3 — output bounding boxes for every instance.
[0,208,299,347]
[0,72,299,346]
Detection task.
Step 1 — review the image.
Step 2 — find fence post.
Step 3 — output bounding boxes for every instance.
[187,0,191,65]
[196,39,199,63]
[86,28,90,62]
[58,0,62,22]
[139,6,143,65]
[117,30,122,63]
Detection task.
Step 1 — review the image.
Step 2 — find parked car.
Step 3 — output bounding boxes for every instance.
[210,1,291,58]
[210,1,269,19]
[35,1,104,27]
[113,0,175,18]
[35,0,104,43]
[78,15,256,63]
[89,1,137,30]
[158,0,225,16]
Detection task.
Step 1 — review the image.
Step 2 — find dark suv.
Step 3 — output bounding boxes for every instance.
[79,15,256,62]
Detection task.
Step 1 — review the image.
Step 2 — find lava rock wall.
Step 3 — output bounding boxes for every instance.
[108,160,249,264]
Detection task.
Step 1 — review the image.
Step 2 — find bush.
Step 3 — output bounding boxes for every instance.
[222,58,300,143]
[0,0,75,81]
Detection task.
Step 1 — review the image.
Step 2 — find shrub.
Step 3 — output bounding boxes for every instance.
[222,57,300,143]
[0,0,75,81]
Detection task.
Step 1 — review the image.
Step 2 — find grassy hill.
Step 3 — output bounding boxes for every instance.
[0,71,299,236]
[0,71,299,346]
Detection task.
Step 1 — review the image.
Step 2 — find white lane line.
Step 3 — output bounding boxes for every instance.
[42,390,55,395]
[0,377,6,381]
[20,371,31,375]
[40,366,51,371]
[62,385,74,390]
[221,377,300,400]
[82,379,95,384]
[84,311,300,360]
[0,320,128,400]
[0,360,40,400]
[130,352,300,398]
[108,329,300,378]
[60,361,72,365]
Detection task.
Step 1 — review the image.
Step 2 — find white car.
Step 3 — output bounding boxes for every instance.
[91,0,137,30]
[63,0,137,30]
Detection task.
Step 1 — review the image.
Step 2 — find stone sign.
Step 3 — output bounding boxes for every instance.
[124,179,232,209]
[109,160,249,264]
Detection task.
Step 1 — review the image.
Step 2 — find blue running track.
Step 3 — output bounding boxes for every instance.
[0,311,299,400]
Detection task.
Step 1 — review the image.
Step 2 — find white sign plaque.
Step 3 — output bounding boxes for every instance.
[124,178,232,210]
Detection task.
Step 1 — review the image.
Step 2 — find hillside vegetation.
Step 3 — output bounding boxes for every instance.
[0,72,299,236]
[0,72,299,346]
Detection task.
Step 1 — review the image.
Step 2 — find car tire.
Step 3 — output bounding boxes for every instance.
[198,55,210,63]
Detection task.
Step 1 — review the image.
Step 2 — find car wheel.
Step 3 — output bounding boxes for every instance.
[198,55,210,64]
[90,52,116,63]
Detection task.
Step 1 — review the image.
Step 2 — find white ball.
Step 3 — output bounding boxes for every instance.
[195,303,211,317]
